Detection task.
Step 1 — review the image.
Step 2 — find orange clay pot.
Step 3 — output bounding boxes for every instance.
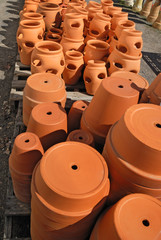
[83,60,107,95]
[111,12,128,30]
[20,12,45,31]
[45,33,61,42]
[89,13,111,37]
[109,35,118,53]
[107,47,142,75]
[71,0,87,8]
[84,30,108,43]
[81,77,139,145]
[117,29,143,57]
[115,19,135,39]
[17,20,43,65]
[67,129,95,147]
[23,73,66,126]
[106,6,122,18]
[31,41,65,77]
[84,40,109,64]
[60,35,85,53]
[37,3,61,30]
[46,27,63,36]
[90,194,161,240]
[27,102,67,150]
[9,132,44,202]
[88,7,103,21]
[23,0,39,13]
[66,2,83,14]
[147,0,161,23]
[63,50,84,85]
[86,1,102,10]
[68,100,89,133]
[149,79,161,105]
[101,0,113,14]
[140,0,153,17]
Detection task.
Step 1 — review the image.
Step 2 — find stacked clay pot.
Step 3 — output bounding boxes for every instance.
[23,0,39,13]
[102,103,161,203]
[45,27,62,42]
[101,0,113,15]
[23,73,66,126]
[81,77,139,146]
[90,194,161,240]
[9,132,44,203]
[31,142,110,240]
[20,12,45,31]
[67,129,95,147]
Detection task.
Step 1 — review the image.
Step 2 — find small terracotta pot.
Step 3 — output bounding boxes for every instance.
[31,41,65,77]
[84,30,108,43]
[153,10,161,30]
[111,12,128,30]
[71,0,87,8]
[147,0,161,23]
[45,33,62,42]
[20,12,45,31]
[37,2,61,30]
[107,47,142,75]
[27,102,67,150]
[81,77,139,145]
[86,1,102,10]
[106,6,122,18]
[66,2,83,14]
[68,100,89,133]
[23,73,66,126]
[88,7,103,21]
[84,40,110,64]
[101,0,113,14]
[89,13,111,37]
[132,0,144,12]
[90,194,161,240]
[83,60,107,95]
[115,19,135,39]
[23,0,39,13]
[60,35,85,53]
[63,50,84,85]
[140,0,153,17]
[67,129,95,147]
[17,20,43,65]
[46,27,63,36]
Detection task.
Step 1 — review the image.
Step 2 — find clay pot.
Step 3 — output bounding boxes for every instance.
[107,47,142,75]
[63,50,84,85]
[109,35,118,53]
[90,194,161,240]
[39,0,62,4]
[83,60,107,95]
[140,0,153,17]
[46,27,63,36]
[149,80,161,105]
[153,10,161,30]
[67,129,95,147]
[132,0,144,11]
[60,35,85,53]
[45,33,62,42]
[81,77,139,145]
[9,132,44,202]
[37,3,61,30]
[66,2,83,14]
[147,0,161,23]
[86,1,102,10]
[31,41,65,77]
[111,12,128,30]
[20,12,45,31]
[71,0,87,8]
[115,19,135,39]
[89,13,111,37]
[106,6,122,18]
[27,102,67,150]
[17,20,43,65]
[101,0,113,14]
[23,73,66,126]
[85,30,108,43]
[23,0,39,12]
[88,7,103,21]
[84,40,110,64]
[68,100,89,133]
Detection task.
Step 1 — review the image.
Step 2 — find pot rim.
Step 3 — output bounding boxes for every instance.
[87,39,109,51]
[20,19,41,28]
[62,35,84,42]
[65,50,83,59]
[114,46,142,60]
[35,40,63,54]
[38,2,60,10]
[22,12,43,20]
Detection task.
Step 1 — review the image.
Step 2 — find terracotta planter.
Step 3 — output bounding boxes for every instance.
[71,0,87,8]
[149,80,161,105]
[88,7,103,21]
[89,13,111,37]
[63,50,84,85]
[84,40,109,64]
[115,19,135,39]
[90,194,161,240]
[111,12,128,30]
[67,129,95,147]
[86,1,102,10]
[68,100,89,133]
[45,33,61,42]
[107,47,142,75]
[60,35,85,53]
[101,0,113,14]
[109,35,118,53]
[46,27,63,36]
[23,73,66,126]
[66,2,83,14]
[85,30,108,43]
[106,6,122,18]
[9,132,44,202]
[147,0,161,23]
[23,0,39,13]
[20,12,45,31]
[17,20,43,65]
[37,3,61,30]
[39,0,62,4]
[31,41,65,76]
[132,0,144,11]
[153,10,161,30]
[81,77,139,145]
[140,0,153,17]
[83,60,107,95]
[27,102,67,150]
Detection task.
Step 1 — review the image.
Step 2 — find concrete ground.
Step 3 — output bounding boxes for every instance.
[0,0,160,239]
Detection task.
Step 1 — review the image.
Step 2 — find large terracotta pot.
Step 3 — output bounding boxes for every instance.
[17,20,43,65]
[89,13,111,37]
[31,41,65,77]
[147,0,161,23]
[115,19,135,39]
[140,0,153,17]
[27,102,67,150]
[88,7,103,21]
[101,0,113,14]
[81,77,139,145]
[111,12,128,30]
[86,1,102,10]
[67,129,95,147]
[20,12,45,31]
[60,35,85,53]
[106,6,122,18]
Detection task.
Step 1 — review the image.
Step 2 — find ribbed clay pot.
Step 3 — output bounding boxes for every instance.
[31,141,110,240]
[81,77,139,145]
[88,7,103,21]
[23,73,66,126]
[67,129,95,147]
[107,47,142,75]
[27,102,67,150]
[84,40,110,64]
[23,0,39,13]
[140,0,153,17]
[132,0,144,11]
[111,12,128,30]
[9,132,44,203]
[31,41,65,76]
[90,194,161,240]
[101,0,113,14]
[153,10,161,30]
[115,19,135,39]
[83,60,107,95]
[20,12,45,31]
[17,20,43,65]
[147,0,161,23]
[68,100,89,133]
[89,13,111,37]
[60,35,85,53]
[63,50,84,85]
[37,2,61,30]
[106,6,122,18]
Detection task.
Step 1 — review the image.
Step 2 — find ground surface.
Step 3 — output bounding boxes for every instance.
[0,0,160,239]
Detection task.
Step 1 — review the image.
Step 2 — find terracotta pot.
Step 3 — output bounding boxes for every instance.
[46,27,63,36]
[39,0,62,4]
[83,60,107,95]
[23,0,39,12]
[81,77,139,145]
[63,50,84,85]
[106,6,122,18]
[109,35,118,53]
[17,20,43,65]
[85,30,108,43]
[23,73,66,126]
[111,12,128,30]
[66,2,83,14]
[132,0,144,11]
[67,129,95,147]
[88,7,103,21]
[71,0,87,8]
[86,1,102,10]
[147,0,161,23]
[37,3,61,30]
[20,12,45,31]
[84,40,109,64]
[101,0,113,14]
[90,194,161,240]
[31,41,65,76]
[149,79,161,105]
[140,0,153,17]
[45,33,62,42]
[68,100,89,133]
[60,35,85,53]
[115,19,135,39]
[27,102,67,150]
[89,13,111,37]
[107,47,142,75]
[153,10,161,30]
[73,7,88,20]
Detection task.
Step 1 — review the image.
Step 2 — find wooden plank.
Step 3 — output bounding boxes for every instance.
[5,196,30,216]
